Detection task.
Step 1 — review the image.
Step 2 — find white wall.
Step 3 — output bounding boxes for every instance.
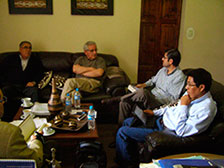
[1,0,224,84]
[179,0,224,84]
[0,0,141,83]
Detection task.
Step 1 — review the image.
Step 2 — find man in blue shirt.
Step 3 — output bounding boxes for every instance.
[116,68,217,167]
[118,49,186,126]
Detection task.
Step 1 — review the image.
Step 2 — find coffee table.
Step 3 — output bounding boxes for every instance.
[14,104,99,167]
[14,104,99,140]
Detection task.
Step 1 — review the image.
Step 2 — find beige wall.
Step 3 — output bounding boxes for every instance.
[0,0,141,83]
[179,0,224,84]
[1,0,224,84]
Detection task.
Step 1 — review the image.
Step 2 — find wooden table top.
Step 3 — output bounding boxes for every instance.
[14,104,99,140]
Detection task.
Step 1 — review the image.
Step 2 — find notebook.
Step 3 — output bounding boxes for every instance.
[19,115,36,142]
[134,105,147,125]
[19,115,46,143]
[158,159,220,168]
[0,159,36,168]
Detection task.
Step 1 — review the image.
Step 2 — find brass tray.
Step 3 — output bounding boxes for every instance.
[49,113,88,132]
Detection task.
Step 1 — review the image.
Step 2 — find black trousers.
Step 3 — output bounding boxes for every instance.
[1,84,39,121]
[2,84,39,102]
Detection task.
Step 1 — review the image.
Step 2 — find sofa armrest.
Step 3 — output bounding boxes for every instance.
[140,130,181,162]
[146,130,183,152]
[209,122,224,145]
[104,77,129,96]
[141,129,213,161]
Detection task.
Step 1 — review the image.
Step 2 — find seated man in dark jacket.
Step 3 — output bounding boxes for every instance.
[0,41,44,121]
[0,41,43,102]
[115,68,217,167]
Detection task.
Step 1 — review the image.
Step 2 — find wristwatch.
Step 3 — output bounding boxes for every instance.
[35,131,45,144]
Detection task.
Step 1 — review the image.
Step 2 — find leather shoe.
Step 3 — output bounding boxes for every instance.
[101,96,121,104]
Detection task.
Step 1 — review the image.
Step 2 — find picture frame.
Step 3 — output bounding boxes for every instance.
[71,0,113,16]
[8,0,53,14]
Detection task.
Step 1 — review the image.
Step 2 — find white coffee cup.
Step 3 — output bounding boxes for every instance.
[22,109,32,118]
[43,127,54,135]
[21,97,32,107]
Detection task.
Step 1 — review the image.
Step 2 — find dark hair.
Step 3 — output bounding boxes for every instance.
[19,41,32,48]
[187,68,212,92]
[166,49,181,67]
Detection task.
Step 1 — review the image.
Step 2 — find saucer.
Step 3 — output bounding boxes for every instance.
[21,102,33,108]
[43,128,55,136]
[20,114,26,120]
[20,113,35,120]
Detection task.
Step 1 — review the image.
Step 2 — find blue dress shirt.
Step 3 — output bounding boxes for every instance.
[153,91,217,137]
[145,67,186,104]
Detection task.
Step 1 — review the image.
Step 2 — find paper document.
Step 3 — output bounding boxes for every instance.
[33,117,47,128]
[128,84,139,93]
[31,103,50,116]
[10,120,23,126]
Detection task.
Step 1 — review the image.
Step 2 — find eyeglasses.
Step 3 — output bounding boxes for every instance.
[21,46,32,50]
[87,49,97,52]
[186,83,197,87]
[0,96,7,104]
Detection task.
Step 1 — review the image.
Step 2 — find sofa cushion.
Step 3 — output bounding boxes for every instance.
[35,52,76,72]
[106,66,125,79]
[38,71,53,89]
[50,73,67,90]
[104,66,130,95]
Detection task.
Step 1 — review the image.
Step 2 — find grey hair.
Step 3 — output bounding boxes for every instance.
[83,41,97,51]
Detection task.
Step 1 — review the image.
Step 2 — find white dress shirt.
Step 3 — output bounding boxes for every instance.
[20,55,30,71]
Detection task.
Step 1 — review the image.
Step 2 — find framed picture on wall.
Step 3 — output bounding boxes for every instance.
[8,0,53,14]
[71,0,113,15]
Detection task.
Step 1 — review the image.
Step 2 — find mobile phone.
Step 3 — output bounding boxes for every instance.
[77,113,86,121]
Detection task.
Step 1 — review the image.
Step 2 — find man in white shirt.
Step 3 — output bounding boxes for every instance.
[115,68,217,167]
[0,41,44,121]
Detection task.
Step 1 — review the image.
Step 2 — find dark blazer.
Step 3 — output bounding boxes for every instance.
[1,54,43,87]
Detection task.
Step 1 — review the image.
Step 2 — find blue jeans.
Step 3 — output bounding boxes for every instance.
[116,117,163,165]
